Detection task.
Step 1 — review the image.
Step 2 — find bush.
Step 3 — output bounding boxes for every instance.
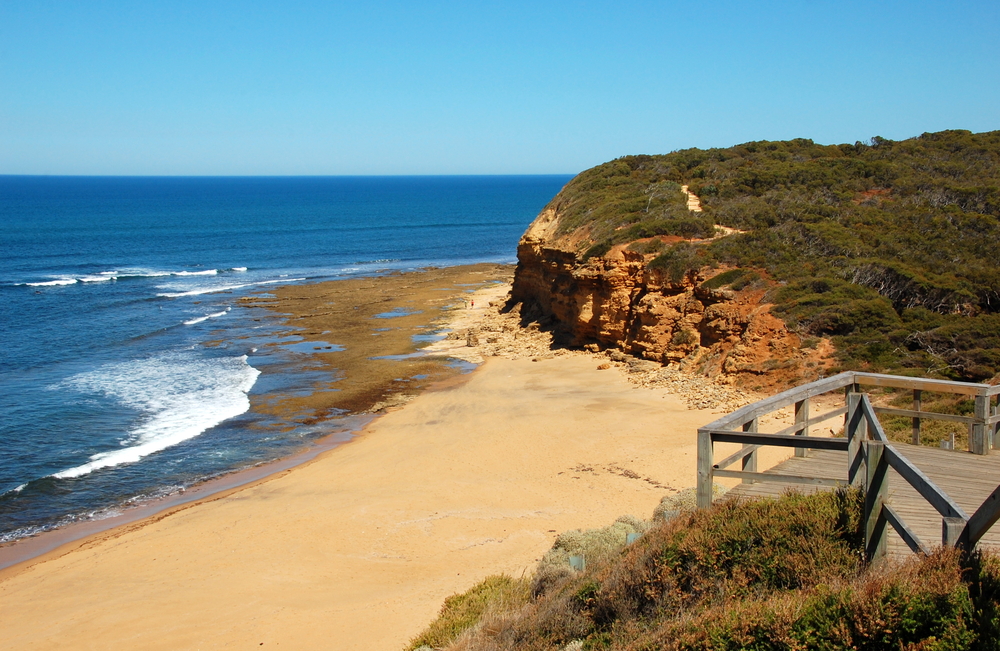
[532,515,650,599]
[545,130,1000,381]
[406,575,530,650]
[627,239,666,255]
[701,269,747,290]
[645,550,977,650]
[648,243,705,283]
[415,489,1000,650]
[583,241,613,261]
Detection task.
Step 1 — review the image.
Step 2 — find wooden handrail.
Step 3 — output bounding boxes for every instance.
[709,431,849,451]
[696,372,1000,558]
[853,372,990,396]
[873,406,973,425]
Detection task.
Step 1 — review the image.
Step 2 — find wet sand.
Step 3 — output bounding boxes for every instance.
[0,268,811,651]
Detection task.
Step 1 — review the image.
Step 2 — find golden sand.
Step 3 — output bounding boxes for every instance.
[0,269,810,651]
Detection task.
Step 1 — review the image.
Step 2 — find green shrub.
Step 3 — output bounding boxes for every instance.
[545,130,1000,380]
[648,243,705,283]
[702,269,747,290]
[583,241,612,261]
[613,215,715,243]
[532,515,650,599]
[627,239,666,255]
[650,550,976,650]
[418,489,1000,650]
[670,329,698,346]
[406,575,530,650]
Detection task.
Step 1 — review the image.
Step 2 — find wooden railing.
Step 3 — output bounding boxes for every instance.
[697,371,1000,559]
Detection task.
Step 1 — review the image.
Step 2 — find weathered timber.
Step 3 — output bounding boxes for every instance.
[713,469,845,487]
[854,372,987,396]
[741,418,758,483]
[847,393,866,486]
[701,373,854,433]
[794,398,810,458]
[966,484,1000,544]
[709,431,849,451]
[714,444,759,471]
[974,394,990,455]
[864,440,889,561]
[883,445,968,520]
[884,503,928,554]
[943,517,968,548]
[696,428,713,509]
[699,372,1000,557]
[769,406,848,438]
[873,406,974,425]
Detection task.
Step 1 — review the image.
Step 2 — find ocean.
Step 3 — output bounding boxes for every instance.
[0,175,571,544]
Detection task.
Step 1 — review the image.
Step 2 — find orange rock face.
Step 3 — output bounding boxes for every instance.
[510,214,828,387]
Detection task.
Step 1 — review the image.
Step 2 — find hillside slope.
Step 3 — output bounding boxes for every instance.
[510,130,1000,384]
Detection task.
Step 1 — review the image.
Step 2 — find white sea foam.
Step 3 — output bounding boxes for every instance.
[157,277,305,298]
[52,353,260,479]
[23,268,230,288]
[232,267,248,272]
[157,284,250,298]
[183,307,231,325]
[101,268,223,280]
[174,269,218,276]
[26,278,78,286]
[257,277,306,285]
[0,483,28,497]
[114,269,173,278]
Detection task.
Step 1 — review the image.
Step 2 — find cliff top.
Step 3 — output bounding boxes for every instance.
[520,129,1000,382]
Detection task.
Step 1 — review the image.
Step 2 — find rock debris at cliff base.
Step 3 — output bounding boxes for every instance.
[448,291,755,411]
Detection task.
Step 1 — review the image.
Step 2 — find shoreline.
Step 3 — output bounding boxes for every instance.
[0,417,367,575]
[0,268,829,651]
[0,264,510,574]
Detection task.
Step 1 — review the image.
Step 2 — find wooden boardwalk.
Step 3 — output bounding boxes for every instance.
[727,443,1000,555]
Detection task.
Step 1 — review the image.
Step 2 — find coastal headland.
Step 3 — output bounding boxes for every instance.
[0,264,798,651]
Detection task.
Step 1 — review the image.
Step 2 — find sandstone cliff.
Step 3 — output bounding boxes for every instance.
[508,131,1000,384]
[509,206,830,387]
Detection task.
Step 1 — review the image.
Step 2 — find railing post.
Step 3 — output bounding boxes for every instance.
[912,389,922,445]
[992,397,998,451]
[973,394,989,455]
[697,429,714,509]
[943,517,968,549]
[741,418,758,483]
[864,439,888,562]
[794,398,809,457]
[847,393,867,487]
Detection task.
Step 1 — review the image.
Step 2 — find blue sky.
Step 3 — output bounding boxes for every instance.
[2,1,997,175]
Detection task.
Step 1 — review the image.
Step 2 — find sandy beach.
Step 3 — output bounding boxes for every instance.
[0,273,802,651]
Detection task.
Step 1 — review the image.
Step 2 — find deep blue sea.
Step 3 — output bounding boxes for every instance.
[0,175,571,543]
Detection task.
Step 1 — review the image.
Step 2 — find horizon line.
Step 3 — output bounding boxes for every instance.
[0,172,578,179]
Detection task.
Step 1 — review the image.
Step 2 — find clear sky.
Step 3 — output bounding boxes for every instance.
[2,0,997,176]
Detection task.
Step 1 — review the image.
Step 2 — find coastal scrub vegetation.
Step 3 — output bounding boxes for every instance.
[547,130,1000,381]
[408,489,1000,650]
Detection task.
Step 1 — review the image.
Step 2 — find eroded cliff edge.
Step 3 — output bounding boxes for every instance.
[508,132,1000,386]
[509,207,831,389]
